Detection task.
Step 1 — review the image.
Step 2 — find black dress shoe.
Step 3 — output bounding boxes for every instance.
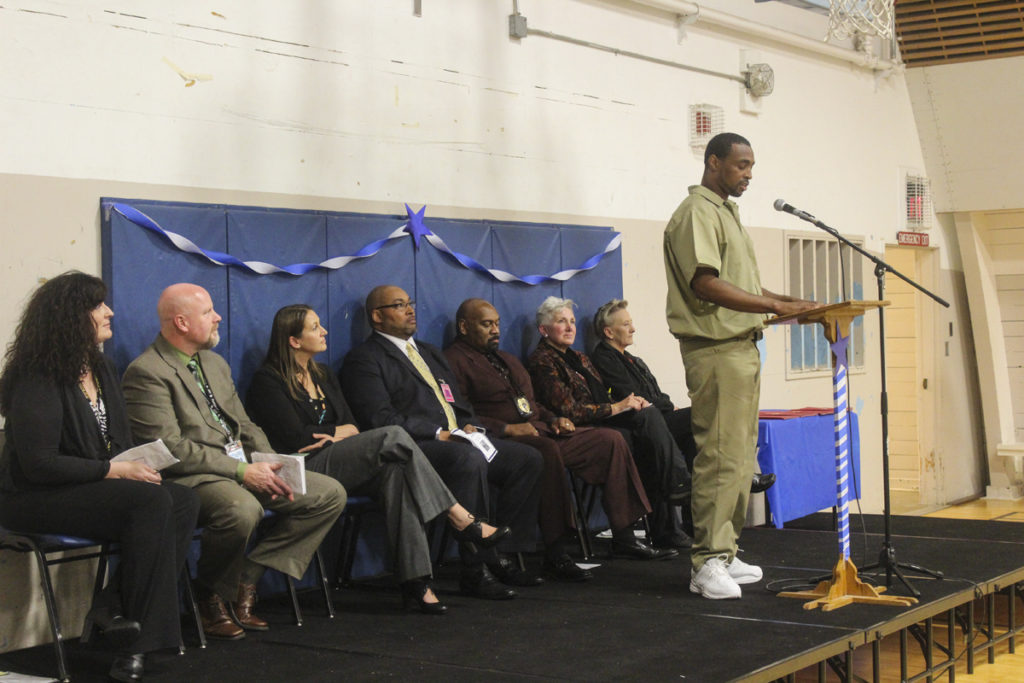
[451,518,511,550]
[109,653,144,682]
[543,555,593,582]
[652,531,693,550]
[488,556,544,587]
[459,565,517,600]
[81,605,141,649]
[611,538,679,561]
[400,579,447,615]
[751,472,776,494]
[667,482,692,505]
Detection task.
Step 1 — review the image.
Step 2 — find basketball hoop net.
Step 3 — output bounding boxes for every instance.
[826,0,894,42]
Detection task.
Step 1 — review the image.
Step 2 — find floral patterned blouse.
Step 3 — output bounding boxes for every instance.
[527,340,613,425]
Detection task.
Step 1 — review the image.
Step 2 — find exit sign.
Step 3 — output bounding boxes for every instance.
[897,231,929,247]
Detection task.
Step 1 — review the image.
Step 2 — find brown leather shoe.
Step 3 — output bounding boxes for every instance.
[197,593,244,640]
[231,583,269,631]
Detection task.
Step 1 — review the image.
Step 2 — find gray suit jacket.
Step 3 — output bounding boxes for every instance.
[122,334,274,488]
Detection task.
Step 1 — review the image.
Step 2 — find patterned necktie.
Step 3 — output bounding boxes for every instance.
[187,357,233,437]
[406,342,458,430]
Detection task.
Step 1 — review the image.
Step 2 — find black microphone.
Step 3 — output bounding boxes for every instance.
[773,199,821,225]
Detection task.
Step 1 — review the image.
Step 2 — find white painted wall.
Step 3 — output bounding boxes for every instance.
[0,0,986,651]
[907,56,1024,214]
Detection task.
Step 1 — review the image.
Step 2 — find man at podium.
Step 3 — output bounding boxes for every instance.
[663,132,817,600]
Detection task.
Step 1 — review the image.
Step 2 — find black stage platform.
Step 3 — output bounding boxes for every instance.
[4,514,1024,682]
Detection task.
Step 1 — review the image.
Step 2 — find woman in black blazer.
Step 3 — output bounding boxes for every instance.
[246,304,509,614]
[0,272,200,682]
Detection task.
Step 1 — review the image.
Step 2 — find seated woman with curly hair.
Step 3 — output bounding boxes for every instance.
[0,272,200,682]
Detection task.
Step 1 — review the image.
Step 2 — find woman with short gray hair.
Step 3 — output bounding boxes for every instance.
[527,296,693,556]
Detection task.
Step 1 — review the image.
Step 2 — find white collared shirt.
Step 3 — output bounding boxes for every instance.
[375,330,418,358]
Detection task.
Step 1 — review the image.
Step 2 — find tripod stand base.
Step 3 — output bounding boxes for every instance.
[778,558,918,612]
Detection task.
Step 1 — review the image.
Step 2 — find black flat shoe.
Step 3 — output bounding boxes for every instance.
[109,653,144,682]
[652,531,693,550]
[451,518,511,549]
[542,555,593,582]
[82,605,141,649]
[611,538,679,561]
[751,472,776,494]
[488,556,544,587]
[459,565,517,600]
[400,579,447,615]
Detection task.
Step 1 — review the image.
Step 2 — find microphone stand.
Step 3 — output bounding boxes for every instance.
[782,208,949,597]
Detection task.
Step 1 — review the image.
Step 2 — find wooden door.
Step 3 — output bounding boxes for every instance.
[884,246,922,493]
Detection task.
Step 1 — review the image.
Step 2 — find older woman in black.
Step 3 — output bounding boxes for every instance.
[527,295,691,553]
[0,272,200,682]
[246,304,509,614]
[589,299,775,496]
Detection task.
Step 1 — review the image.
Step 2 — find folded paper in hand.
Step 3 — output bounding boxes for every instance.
[451,428,497,462]
[251,452,307,495]
[111,439,179,471]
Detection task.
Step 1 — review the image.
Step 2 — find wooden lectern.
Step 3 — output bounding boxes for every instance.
[766,300,916,611]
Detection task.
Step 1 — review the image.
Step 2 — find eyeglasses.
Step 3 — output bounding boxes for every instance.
[375,300,416,312]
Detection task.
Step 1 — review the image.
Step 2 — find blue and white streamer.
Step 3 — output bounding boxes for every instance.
[108,202,621,285]
[830,330,853,560]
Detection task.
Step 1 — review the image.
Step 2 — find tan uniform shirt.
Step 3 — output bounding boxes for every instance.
[663,184,766,340]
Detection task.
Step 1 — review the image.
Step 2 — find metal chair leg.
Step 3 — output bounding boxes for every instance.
[180,568,207,649]
[567,471,594,561]
[30,544,71,683]
[286,575,303,627]
[314,549,335,619]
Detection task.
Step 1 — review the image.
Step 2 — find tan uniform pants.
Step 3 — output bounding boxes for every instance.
[680,334,761,571]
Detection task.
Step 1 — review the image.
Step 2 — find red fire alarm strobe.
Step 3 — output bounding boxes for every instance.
[897,231,929,247]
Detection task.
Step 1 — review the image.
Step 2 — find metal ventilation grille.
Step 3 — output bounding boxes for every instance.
[906,174,933,229]
[895,0,1024,67]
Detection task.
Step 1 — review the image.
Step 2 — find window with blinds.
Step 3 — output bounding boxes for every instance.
[786,233,866,374]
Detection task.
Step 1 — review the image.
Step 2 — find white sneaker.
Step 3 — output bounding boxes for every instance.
[728,555,763,585]
[690,555,741,599]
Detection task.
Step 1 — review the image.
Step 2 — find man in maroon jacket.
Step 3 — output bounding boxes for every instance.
[445,298,675,579]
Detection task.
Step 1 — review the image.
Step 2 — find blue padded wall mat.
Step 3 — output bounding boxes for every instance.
[102,198,621,378]
[101,197,623,579]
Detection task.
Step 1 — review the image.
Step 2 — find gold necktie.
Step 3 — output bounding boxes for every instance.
[406,342,458,430]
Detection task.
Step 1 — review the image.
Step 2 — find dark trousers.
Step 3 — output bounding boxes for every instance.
[606,406,691,541]
[606,405,690,500]
[0,480,200,654]
[418,436,543,559]
[662,406,698,472]
[508,427,650,545]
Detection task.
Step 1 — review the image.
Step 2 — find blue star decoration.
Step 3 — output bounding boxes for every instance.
[404,203,433,250]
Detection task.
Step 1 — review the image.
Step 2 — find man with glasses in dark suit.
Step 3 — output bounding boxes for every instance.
[340,285,544,599]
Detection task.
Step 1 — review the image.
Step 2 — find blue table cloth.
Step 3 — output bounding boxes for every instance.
[757,412,861,528]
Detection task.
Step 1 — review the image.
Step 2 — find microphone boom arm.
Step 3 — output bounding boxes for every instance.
[776,202,949,308]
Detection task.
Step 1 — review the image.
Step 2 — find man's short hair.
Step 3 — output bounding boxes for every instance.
[704,132,751,166]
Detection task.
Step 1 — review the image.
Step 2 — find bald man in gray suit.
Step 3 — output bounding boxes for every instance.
[123,284,345,640]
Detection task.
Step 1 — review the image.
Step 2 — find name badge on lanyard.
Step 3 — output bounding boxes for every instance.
[439,380,455,403]
[224,440,246,463]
